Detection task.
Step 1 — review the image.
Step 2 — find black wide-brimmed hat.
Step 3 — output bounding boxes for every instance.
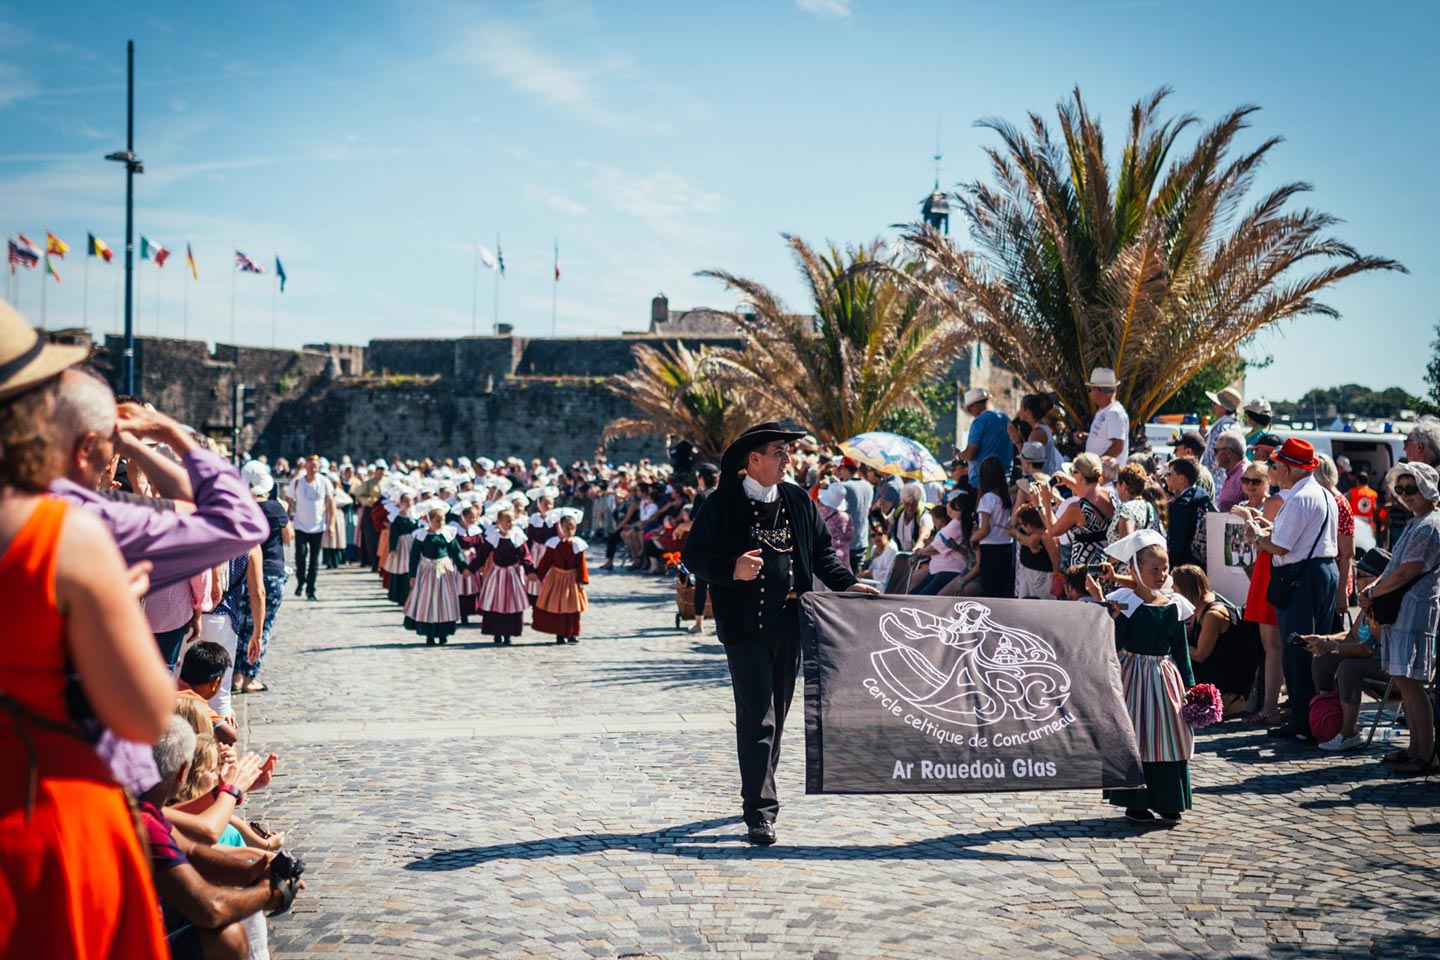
[720,422,806,482]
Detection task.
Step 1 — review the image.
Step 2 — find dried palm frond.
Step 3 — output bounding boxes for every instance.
[902,86,1406,428]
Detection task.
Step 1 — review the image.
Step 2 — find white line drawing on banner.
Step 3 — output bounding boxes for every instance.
[870,602,1071,728]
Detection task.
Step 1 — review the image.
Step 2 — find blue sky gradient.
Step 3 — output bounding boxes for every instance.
[2,0,1435,401]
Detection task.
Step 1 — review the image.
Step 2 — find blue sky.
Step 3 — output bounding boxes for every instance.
[2,0,1435,402]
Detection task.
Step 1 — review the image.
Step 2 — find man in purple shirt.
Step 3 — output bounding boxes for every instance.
[1212,430,1250,513]
[49,369,268,590]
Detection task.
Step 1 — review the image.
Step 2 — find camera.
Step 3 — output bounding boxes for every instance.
[269,850,306,883]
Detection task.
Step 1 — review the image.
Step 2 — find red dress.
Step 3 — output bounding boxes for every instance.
[1244,551,1278,626]
[532,538,590,638]
[0,498,169,959]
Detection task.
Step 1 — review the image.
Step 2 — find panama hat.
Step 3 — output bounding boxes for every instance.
[1205,386,1243,413]
[963,387,990,408]
[1085,367,1121,390]
[0,302,89,401]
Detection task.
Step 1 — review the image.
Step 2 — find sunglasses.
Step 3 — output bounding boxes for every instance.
[1240,477,1264,485]
[1395,484,1421,497]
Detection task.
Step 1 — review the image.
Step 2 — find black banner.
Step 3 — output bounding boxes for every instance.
[802,594,1145,794]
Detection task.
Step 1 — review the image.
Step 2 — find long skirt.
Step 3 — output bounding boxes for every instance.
[359,508,381,568]
[385,535,414,605]
[403,556,460,641]
[480,560,528,637]
[376,528,391,587]
[459,549,482,616]
[533,568,588,637]
[1105,652,1193,814]
[526,542,547,606]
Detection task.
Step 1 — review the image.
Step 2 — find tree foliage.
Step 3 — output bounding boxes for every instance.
[698,236,974,443]
[901,86,1406,430]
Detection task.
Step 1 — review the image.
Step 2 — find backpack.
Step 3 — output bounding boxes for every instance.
[1308,691,1344,744]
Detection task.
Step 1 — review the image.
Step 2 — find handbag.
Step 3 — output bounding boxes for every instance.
[1371,560,1440,626]
[1265,497,1331,611]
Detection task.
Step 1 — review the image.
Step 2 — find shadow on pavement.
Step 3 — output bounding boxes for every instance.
[402,816,1148,871]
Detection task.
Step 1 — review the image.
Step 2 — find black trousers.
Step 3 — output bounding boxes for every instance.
[358,508,380,569]
[294,530,323,595]
[723,625,801,825]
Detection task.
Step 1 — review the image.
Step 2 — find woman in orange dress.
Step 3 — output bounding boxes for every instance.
[531,510,590,644]
[0,304,176,959]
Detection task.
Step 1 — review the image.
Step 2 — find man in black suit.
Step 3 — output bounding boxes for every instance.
[682,423,880,845]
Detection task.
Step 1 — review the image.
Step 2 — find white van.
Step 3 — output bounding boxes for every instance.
[1277,429,1406,481]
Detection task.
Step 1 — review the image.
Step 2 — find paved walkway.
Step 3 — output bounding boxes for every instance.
[241,563,1439,959]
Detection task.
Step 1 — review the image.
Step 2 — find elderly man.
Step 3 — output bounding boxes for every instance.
[958,387,1013,486]
[682,423,879,846]
[1083,367,1129,465]
[1201,386,1243,473]
[1244,438,1339,741]
[1212,431,1250,513]
[142,717,303,960]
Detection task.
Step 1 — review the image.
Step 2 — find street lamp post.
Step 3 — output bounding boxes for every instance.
[105,40,143,395]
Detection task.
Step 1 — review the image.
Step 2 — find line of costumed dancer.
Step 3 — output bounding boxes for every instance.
[369,468,588,646]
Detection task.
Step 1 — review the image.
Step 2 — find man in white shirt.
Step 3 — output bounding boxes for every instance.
[1245,437,1338,741]
[1083,367,1129,466]
[289,454,335,601]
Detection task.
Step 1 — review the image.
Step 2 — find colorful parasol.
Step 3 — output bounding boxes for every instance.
[839,431,946,482]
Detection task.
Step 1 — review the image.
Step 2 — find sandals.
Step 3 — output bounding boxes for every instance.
[1392,759,1438,777]
[1382,749,1413,763]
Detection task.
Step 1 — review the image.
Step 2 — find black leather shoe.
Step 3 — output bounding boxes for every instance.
[746,821,776,846]
[1267,724,1303,739]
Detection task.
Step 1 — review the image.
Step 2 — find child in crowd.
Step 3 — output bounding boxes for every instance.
[1012,504,1057,599]
[404,505,465,646]
[475,506,533,645]
[1096,529,1195,826]
[532,508,590,644]
[384,492,419,606]
[451,504,486,625]
[177,641,239,745]
[526,487,559,605]
[911,489,975,595]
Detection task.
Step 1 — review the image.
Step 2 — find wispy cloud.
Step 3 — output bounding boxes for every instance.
[796,0,852,19]
[586,164,723,234]
[522,185,589,216]
[449,17,634,127]
[0,62,38,109]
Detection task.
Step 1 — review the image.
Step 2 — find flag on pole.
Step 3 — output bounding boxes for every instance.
[8,237,40,272]
[46,232,70,259]
[275,256,287,292]
[45,257,62,284]
[88,233,114,262]
[475,245,497,270]
[140,235,169,265]
[554,240,560,281]
[496,242,505,276]
[235,251,264,274]
[186,243,198,280]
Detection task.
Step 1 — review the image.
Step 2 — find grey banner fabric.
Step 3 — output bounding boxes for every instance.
[801,594,1145,794]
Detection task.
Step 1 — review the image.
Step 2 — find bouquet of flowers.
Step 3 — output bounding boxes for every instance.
[1181,683,1223,729]
[663,551,687,581]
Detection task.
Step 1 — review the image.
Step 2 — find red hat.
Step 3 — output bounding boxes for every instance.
[1273,437,1319,470]
[840,456,860,469]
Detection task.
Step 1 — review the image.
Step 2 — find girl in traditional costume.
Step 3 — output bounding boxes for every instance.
[383,492,419,606]
[404,504,465,645]
[450,504,486,625]
[533,508,590,644]
[525,486,559,606]
[1097,529,1195,826]
[474,505,533,645]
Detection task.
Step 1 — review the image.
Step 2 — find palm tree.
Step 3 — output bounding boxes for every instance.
[698,236,972,444]
[602,341,761,461]
[902,86,1406,428]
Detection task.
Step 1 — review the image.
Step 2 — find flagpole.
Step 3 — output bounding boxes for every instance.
[551,239,558,337]
[183,268,190,340]
[40,255,47,329]
[493,232,501,334]
[154,265,162,333]
[271,271,278,347]
[229,256,237,344]
[471,244,479,336]
[83,255,90,329]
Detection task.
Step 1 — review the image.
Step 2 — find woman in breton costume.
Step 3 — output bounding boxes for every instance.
[450,502,487,625]
[525,486,559,606]
[532,508,590,644]
[383,492,419,606]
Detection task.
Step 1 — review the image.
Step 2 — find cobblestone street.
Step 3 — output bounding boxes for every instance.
[241,563,1439,959]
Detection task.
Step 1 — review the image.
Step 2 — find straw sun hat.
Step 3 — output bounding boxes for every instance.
[0,302,88,401]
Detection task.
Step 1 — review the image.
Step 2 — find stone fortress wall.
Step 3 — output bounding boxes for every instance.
[61,294,1023,464]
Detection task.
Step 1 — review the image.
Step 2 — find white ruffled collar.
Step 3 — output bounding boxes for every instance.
[544,535,588,552]
[742,475,779,502]
[413,527,455,543]
[528,513,553,527]
[484,524,528,548]
[1105,587,1195,621]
